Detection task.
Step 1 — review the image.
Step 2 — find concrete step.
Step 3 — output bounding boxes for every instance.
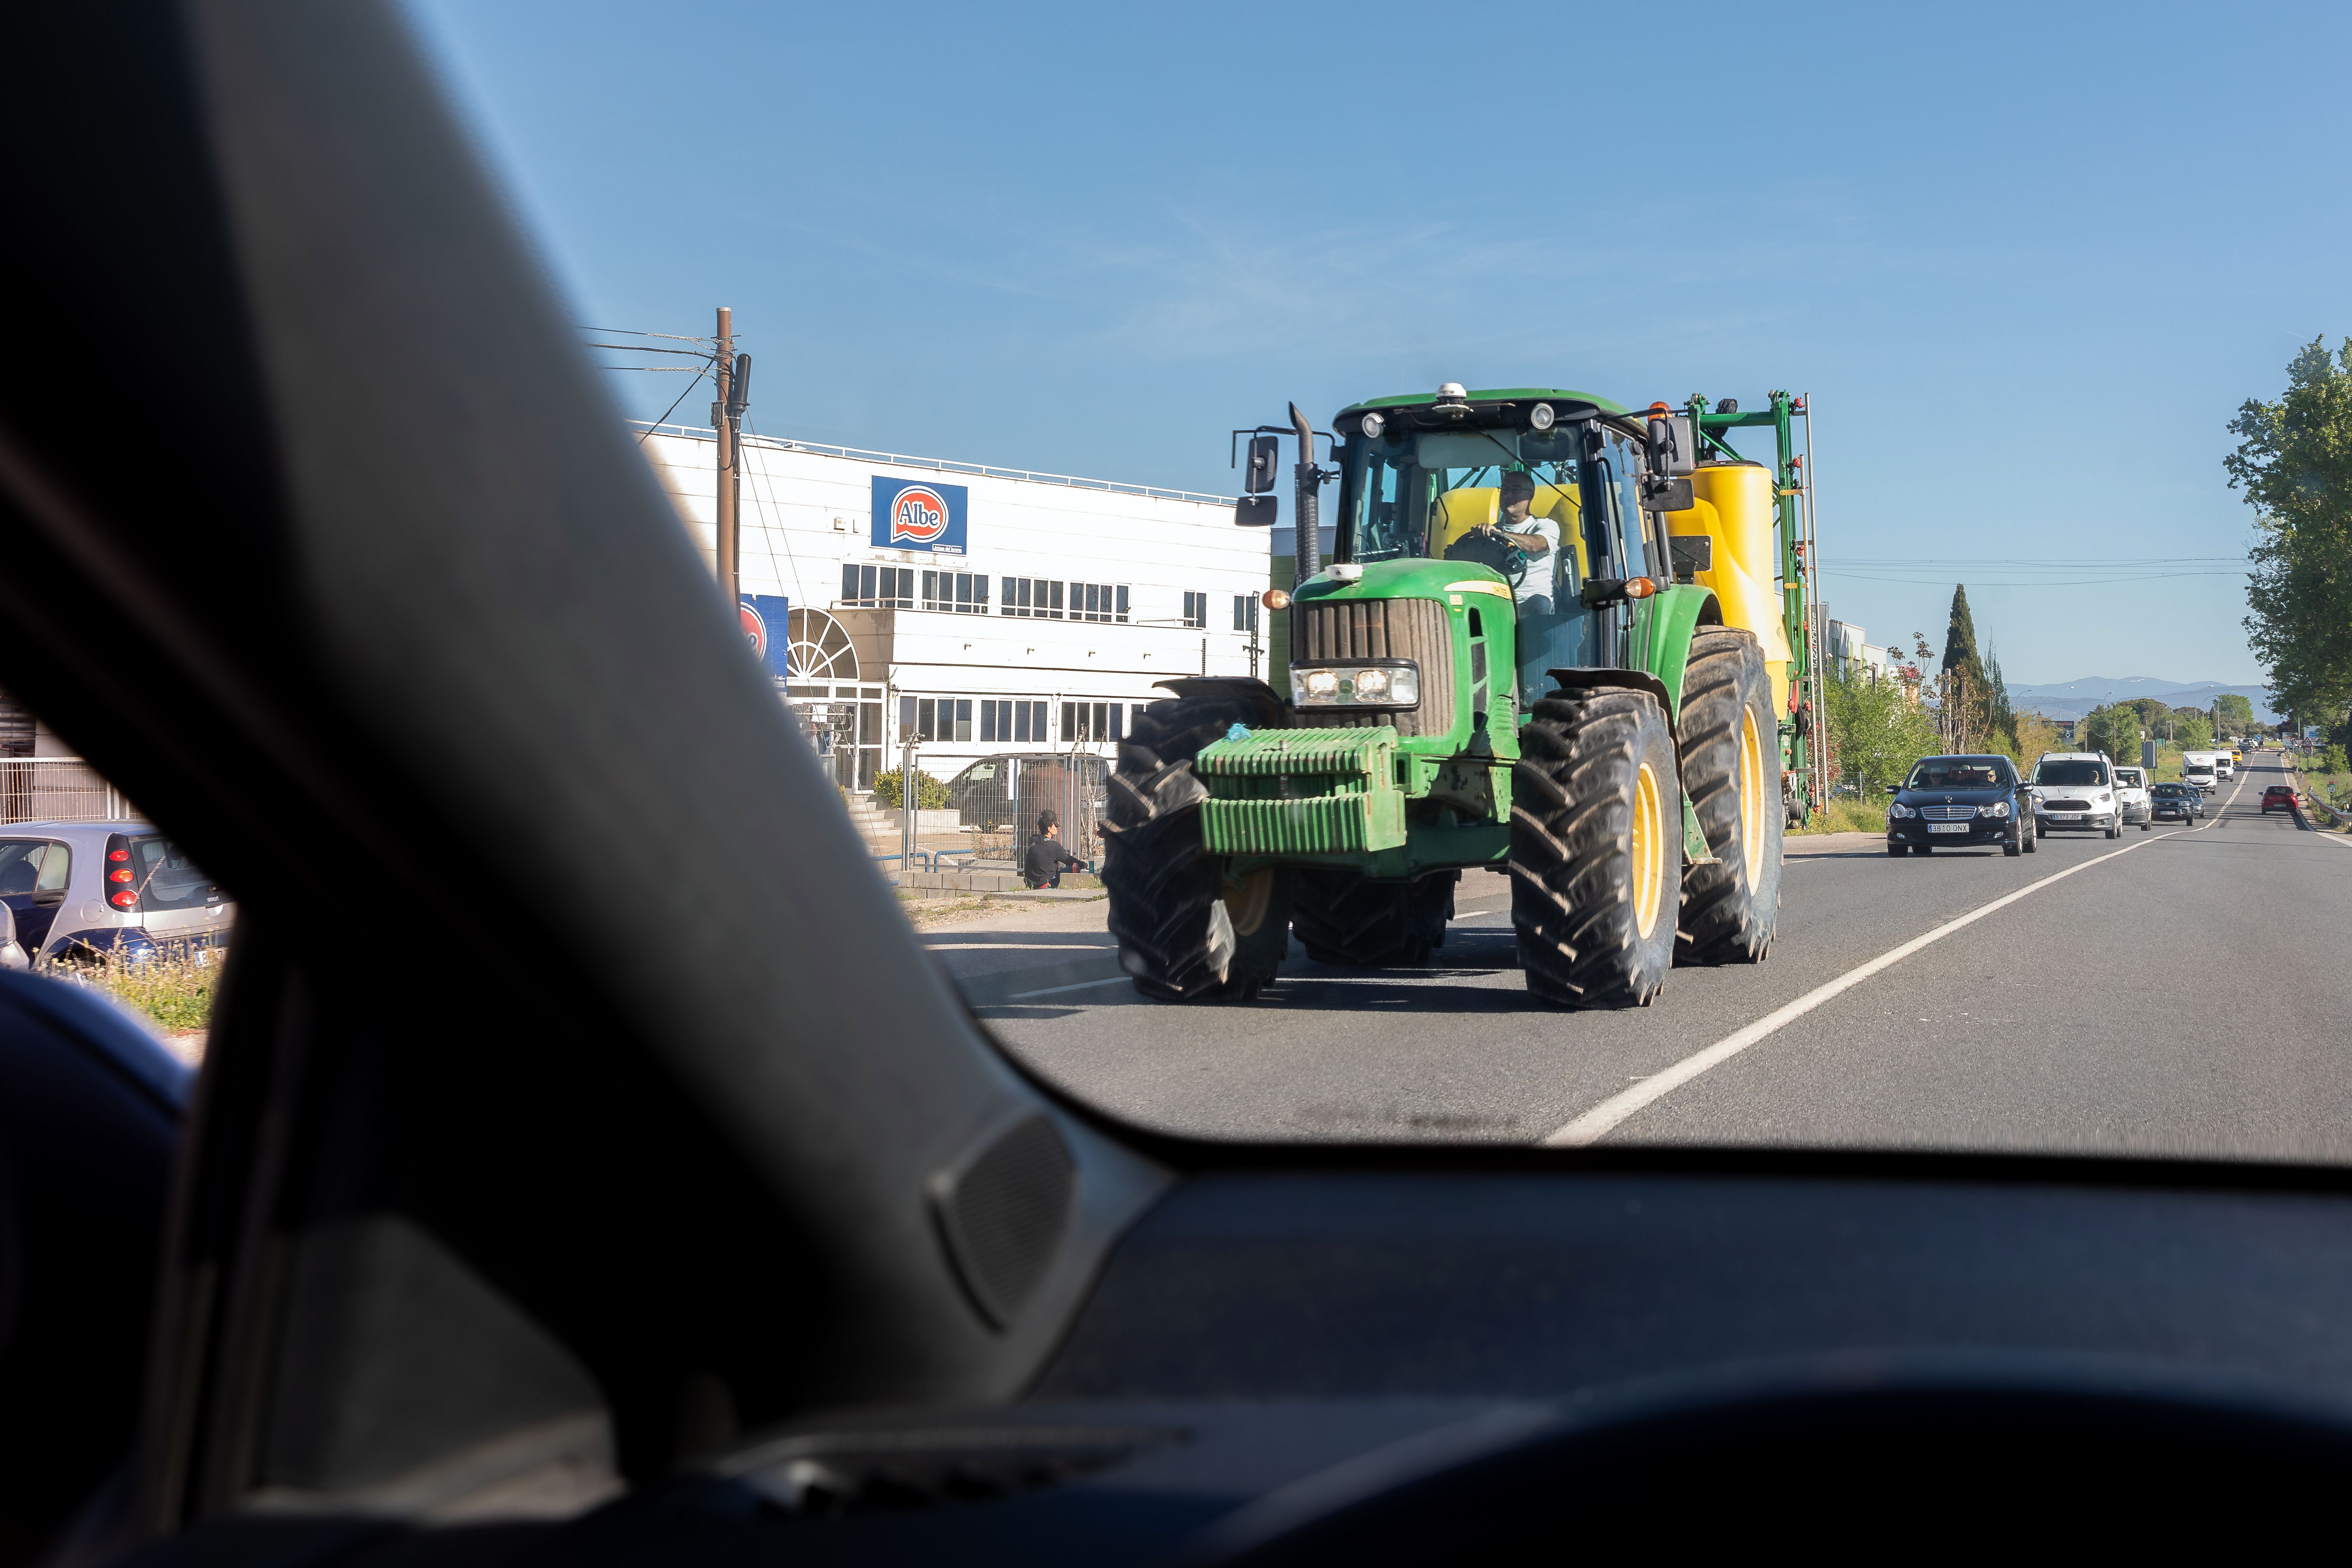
[898,871,1026,892]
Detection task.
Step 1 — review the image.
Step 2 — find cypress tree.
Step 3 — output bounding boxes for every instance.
[1942,584,1982,678]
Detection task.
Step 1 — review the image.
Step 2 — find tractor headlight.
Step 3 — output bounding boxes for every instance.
[1528,401,1556,431]
[1291,660,1419,709]
[1359,411,1385,440]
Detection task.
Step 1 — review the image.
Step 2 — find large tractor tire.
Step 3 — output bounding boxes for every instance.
[1103,687,1290,1002]
[1293,868,1458,967]
[1676,628,1784,966]
[1510,684,1681,1008]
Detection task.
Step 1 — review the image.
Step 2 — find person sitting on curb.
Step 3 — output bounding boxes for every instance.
[1023,810,1088,890]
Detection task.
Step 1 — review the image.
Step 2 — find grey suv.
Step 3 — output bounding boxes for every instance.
[0,821,232,966]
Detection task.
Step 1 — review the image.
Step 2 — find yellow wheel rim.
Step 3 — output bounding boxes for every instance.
[1222,868,1276,937]
[1739,704,1767,889]
[1630,761,1664,940]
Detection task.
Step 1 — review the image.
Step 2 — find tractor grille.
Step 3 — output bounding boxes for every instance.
[1920,804,1976,822]
[1293,598,1455,739]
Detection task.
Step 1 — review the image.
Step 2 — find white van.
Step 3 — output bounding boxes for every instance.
[2182,751,2224,793]
[2110,766,2153,831]
[2032,752,2121,837]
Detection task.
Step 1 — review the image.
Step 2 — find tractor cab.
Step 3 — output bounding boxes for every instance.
[1334,389,1660,711]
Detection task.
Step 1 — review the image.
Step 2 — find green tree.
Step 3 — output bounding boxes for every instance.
[2161,711,2213,750]
[2083,703,2145,765]
[2228,339,2352,724]
[2213,692,2255,736]
[2013,709,2062,766]
[1825,665,1942,796]
[1942,584,1983,681]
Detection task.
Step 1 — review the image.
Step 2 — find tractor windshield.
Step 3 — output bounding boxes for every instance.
[1342,422,1647,689]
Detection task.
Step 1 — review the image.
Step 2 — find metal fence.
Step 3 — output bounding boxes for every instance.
[943,752,1107,871]
[1,758,135,825]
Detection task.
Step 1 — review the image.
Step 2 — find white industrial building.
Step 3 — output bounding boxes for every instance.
[636,424,1268,792]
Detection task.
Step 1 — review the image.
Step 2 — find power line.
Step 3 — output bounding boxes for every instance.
[576,325,710,344]
[634,354,716,443]
[582,342,712,357]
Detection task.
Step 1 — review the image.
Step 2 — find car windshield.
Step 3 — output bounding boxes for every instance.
[1343,428,1638,591]
[1906,757,2011,789]
[21,7,2328,1183]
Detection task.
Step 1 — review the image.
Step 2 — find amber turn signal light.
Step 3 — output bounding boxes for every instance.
[1261,588,1292,610]
[1624,577,1658,599]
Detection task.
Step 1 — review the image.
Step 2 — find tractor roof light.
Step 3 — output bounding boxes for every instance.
[1359,411,1384,440]
[1528,402,1555,432]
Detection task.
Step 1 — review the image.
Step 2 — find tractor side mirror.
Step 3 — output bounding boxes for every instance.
[1235,494,1279,527]
[1641,475,1695,513]
[1243,434,1281,494]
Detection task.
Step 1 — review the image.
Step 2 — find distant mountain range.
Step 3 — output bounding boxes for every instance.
[2005,678,2278,723]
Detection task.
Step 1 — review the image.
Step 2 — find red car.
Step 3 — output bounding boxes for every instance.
[2262,784,2299,813]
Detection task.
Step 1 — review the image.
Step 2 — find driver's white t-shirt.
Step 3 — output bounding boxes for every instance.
[1507,514,1561,607]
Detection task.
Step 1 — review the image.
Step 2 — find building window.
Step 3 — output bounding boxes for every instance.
[1182,590,1208,629]
[1232,594,1258,632]
[1061,701,1125,743]
[841,563,914,608]
[1069,582,1129,624]
[1131,703,1150,736]
[901,696,975,743]
[1001,577,1065,619]
[979,698,1052,744]
[921,570,990,614]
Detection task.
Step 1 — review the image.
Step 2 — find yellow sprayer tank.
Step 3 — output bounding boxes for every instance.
[1670,463,1793,716]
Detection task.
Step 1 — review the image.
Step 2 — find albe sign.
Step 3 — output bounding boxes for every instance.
[871,476,967,555]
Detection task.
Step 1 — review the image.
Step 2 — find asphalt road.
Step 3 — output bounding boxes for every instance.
[959,750,2352,1160]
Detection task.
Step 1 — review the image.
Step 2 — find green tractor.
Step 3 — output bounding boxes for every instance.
[1103,385,1820,1007]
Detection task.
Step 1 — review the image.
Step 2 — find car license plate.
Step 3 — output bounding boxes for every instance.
[2052,812,2083,820]
[1929,822,1969,833]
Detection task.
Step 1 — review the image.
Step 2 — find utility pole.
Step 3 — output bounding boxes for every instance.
[713,306,737,606]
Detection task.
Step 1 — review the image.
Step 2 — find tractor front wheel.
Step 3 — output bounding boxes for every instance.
[1676,629,1783,966]
[1103,689,1290,1001]
[1293,868,1457,967]
[1510,685,1681,1008]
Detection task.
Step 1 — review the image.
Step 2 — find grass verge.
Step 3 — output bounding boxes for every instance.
[63,946,219,1035]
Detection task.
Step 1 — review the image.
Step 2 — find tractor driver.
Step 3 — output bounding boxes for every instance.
[1473,470,1557,614]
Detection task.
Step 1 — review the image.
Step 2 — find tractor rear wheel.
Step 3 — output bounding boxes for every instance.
[1510,684,1681,1008]
[1103,689,1290,1001]
[1675,629,1783,966]
[1294,868,1457,967]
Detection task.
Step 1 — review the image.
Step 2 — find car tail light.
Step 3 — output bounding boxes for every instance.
[104,832,140,914]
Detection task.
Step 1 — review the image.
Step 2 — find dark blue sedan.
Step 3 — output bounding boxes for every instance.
[1887,755,2035,858]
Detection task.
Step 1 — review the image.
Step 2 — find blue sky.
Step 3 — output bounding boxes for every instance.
[404,0,2351,688]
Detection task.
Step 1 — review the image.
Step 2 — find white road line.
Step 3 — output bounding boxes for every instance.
[1541,771,2249,1148]
[1003,975,1129,1000]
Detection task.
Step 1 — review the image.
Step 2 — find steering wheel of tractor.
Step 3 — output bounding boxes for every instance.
[1443,527,1529,590]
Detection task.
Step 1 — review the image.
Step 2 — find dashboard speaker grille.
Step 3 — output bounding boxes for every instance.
[931,1115,1074,1328]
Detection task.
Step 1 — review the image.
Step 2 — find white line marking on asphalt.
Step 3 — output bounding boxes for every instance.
[1541,772,2249,1148]
[1003,975,1129,1000]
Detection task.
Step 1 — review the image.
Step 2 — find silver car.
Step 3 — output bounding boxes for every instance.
[0,821,232,966]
